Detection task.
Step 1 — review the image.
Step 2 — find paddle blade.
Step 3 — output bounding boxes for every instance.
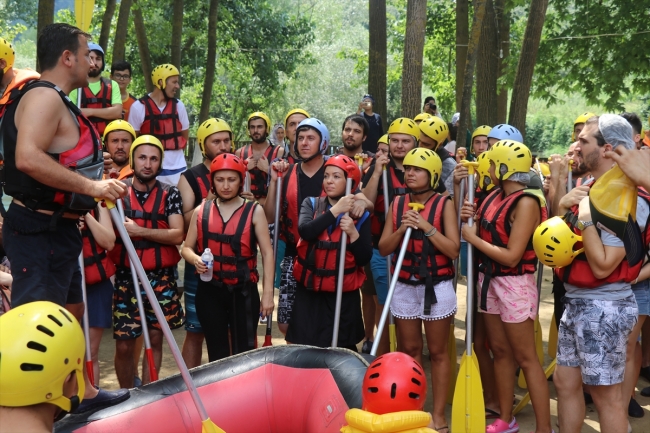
[451,350,485,433]
[86,360,95,386]
[446,325,457,405]
[201,418,226,433]
[548,313,558,359]
[74,0,95,32]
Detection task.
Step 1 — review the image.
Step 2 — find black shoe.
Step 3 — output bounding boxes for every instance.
[641,386,650,397]
[584,391,593,404]
[640,366,650,382]
[134,376,142,387]
[628,397,644,418]
[361,340,373,354]
[76,387,130,413]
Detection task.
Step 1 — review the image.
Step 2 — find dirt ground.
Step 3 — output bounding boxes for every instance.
[95,264,650,432]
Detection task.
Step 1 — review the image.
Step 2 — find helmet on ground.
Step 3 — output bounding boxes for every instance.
[388,117,419,143]
[1,38,15,73]
[419,116,449,149]
[472,125,492,142]
[413,112,433,123]
[247,111,272,135]
[197,118,233,158]
[151,64,180,90]
[0,301,85,412]
[362,352,427,415]
[533,216,583,268]
[476,151,494,192]
[572,112,597,140]
[377,134,389,146]
[129,135,165,169]
[284,108,310,129]
[488,124,523,143]
[324,154,361,191]
[296,118,330,156]
[103,119,136,143]
[209,153,246,194]
[488,140,532,181]
[403,147,442,188]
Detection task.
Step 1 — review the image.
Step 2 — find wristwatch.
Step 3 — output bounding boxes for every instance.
[577,220,594,230]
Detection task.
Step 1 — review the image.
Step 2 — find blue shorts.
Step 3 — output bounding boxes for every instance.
[632,279,650,316]
[183,263,203,333]
[370,248,389,305]
[459,241,468,277]
[86,279,114,328]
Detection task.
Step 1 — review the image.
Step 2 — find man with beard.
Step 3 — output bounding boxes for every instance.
[236,111,283,206]
[110,136,185,388]
[104,120,136,180]
[339,114,372,173]
[0,37,40,112]
[69,43,122,137]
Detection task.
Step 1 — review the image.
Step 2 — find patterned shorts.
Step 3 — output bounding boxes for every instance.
[557,296,637,386]
[113,267,185,340]
[477,273,538,323]
[278,255,297,324]
[390,279,457,321]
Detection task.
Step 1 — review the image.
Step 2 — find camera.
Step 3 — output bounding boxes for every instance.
[427,103,437,111]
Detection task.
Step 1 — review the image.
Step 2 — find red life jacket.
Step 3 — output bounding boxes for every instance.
[139,95,187,150]
[371,165,409,245]
[80,77,112,136]
[391,193,454,314]
[1,81,104,216]
[181,163,211,208]
[109,180,181,270]
[239,143,281,198]
[293,197,368,292]
[280,163,326,246]
[477,188,548,310]
[554,185,645,289]
[82,208,116,285]
[0,68,40,108]
[196,199,259,285]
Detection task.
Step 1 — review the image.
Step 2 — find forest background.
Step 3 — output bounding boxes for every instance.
[2,0,649,156]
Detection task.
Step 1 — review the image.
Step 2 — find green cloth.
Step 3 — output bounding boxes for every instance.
[69,79,122,106]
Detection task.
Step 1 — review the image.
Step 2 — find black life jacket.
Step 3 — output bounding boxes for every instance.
[182,163,211,208]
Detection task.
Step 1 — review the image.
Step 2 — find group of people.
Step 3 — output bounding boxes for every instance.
[2,22,650,433]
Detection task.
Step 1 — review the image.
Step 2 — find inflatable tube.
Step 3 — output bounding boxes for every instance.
[55,345,369,433]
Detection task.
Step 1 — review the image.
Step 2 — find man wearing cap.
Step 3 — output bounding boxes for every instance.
[553,114,648,433]
[0,37,40,111]
[357,94,383,154]
[69,43,122,137]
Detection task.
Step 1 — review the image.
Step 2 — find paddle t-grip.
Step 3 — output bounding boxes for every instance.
[460,159,478,176]
[408,202,425,212]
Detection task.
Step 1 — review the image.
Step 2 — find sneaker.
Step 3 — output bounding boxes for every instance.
[641,386,650,397]
[361,340,373,354]
[76,387,130,413]
[486,417,519,433]
[628,397,644,418]
[134,376,142,387]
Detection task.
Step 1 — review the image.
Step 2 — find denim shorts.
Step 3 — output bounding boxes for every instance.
[183,263,203,333]
[632,279,650,316]
[369,248,389,305]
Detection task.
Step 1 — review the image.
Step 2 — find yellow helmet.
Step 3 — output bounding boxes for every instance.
[572,112,597,140]
[388,117,419,143]
[247,111,272,135]
[377,134,389,145]
[471,125,492,143]
[197,117,233,158]
[284,108,310,129]
[418,116,449,149]
[129,135,165,169]
[1,37,15,73]
[476,151,494,192]
[413,112,433,123]
[403,147,442,188]
[0,301,85,411]
[488,140,532,181]
[151,64,180,90]
[533,216,584,268]
[103,119,136,142]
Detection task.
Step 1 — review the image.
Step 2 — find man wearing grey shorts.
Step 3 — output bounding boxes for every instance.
[553,115,647,433]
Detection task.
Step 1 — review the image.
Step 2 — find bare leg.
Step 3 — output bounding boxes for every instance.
[554,365,585,433]
[424,316,453,431]
[114,339,136,389]
[89,327,104,387]
[473,312,499,414]
[482,313,516,424]
[642,318,650,368]
[67,302,99,398]
[278,323,288,336]
[622,316,646,402]
[362,293,377,342]
[591,383,628,433]
[181,331,205,369]
[142,329,163,385]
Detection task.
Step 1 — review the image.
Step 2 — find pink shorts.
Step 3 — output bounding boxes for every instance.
[477,273,538,323]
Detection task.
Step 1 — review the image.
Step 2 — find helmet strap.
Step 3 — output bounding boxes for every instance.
[411,186,432,195]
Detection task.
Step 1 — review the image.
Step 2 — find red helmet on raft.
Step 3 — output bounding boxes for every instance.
[362,352,427,414]
[323,154,361,191]
[209,153,247,195]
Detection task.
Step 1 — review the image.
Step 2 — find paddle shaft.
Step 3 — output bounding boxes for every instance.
[567,160,573,194]
[331,177,353,347]
[77,253,94,386]
[453,179,466,290]
[264,174,283,346]
[381,168,397,352]
[466,172,476,356]
[244,172,251,193]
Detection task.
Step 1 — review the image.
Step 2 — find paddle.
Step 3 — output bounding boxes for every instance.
[370,201,425,356]
[331,177,354,347]
[116,199,158,381]
[77,253,95,386]
[381,166,398,353]
[106,200,225,433]
[451,161,485,433]
[264,172,282,347]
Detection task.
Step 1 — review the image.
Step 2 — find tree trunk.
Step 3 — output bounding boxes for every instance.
[132,0,153,92]
[171,0,184,70]
[36,0,55,72]
[199,0,220,123]
[495,0,509,124]
[508,0,549,141]
[400,0,427,118]
[457,0,488,153]
[98,0,117,52]
[476,0,498,127]
[455,0,469,112]
[368,0,387,127]
[112,0,133,62]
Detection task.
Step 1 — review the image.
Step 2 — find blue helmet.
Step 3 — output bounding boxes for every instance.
[88,42,105,71]
[296,118,330,159]
[488,124,523,143]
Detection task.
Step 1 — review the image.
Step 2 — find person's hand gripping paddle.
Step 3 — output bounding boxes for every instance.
[263,171,283,347]
[451,160,485,433]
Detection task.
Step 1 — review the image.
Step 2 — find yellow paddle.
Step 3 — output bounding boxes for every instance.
[451,161,484,433]
[514,358,556,415]
[75,0,95,32]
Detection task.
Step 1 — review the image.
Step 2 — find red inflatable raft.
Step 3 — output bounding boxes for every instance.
[55,345,369,433]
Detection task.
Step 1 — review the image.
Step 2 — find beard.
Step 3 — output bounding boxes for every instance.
[134,170,157,183]
[343,140,361,152]
[112,153,129,166]
[88,68,102,78]
[251,134,267,144]
[579,150,599,173]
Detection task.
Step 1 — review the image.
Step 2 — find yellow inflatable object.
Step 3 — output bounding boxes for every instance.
[341,409,437,433]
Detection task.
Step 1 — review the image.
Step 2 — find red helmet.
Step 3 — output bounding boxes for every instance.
[323,154,361,191]
[362,352,427,414]
[209,153,246,194]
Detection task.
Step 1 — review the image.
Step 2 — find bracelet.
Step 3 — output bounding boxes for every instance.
[424,227,437,237]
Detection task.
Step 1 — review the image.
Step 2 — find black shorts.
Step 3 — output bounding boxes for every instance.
[3,203,83,307]
[360,263,376,295]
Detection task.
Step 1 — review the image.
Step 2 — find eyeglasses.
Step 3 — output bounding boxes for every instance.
[113,73,131,80]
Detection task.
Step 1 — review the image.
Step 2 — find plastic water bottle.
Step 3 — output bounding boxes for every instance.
[200,248,214,282]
